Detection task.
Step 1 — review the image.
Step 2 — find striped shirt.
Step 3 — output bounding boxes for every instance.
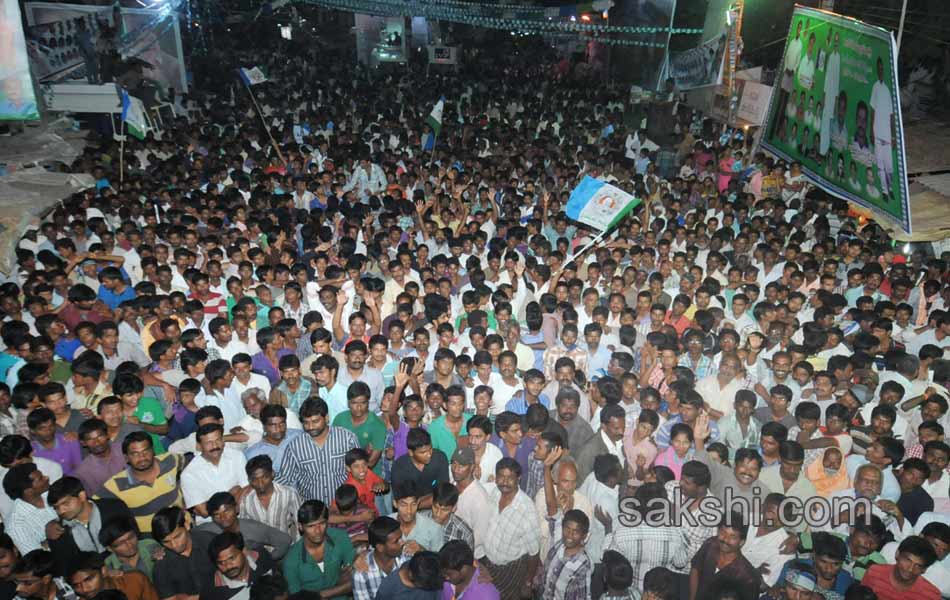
[605,522,690,590]
[276,427,359,504]
[540,539,593,600]
[352,549,407,600]
[7,499,57,553]
[97,453,184,534]
[484,488,541,564]
[664,481,716,574]
[239,482,303,541]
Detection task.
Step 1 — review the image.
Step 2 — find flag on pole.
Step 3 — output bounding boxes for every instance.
[120,90,148,140]
[565,176,642,231]
[237,66,268,86]
[426,96,444,138]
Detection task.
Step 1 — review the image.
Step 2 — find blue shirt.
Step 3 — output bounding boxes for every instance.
[0,353,23,385]
[97,285,136,310]
[505,391,551,415]
[245,429,303,472]
[586,345,612,379]
[54,338,82,362]
[490,434,536,491]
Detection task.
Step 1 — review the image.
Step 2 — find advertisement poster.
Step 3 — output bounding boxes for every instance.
[762,6,910,233]
[670,34,727,90]
[669,0,729,90]
[25,3,187,92]
[0,0,41,120]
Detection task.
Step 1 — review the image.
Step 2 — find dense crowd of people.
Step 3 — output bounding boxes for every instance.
[2,28,950,600]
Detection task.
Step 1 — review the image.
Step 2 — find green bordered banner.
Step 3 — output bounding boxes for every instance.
[762,6,910,234]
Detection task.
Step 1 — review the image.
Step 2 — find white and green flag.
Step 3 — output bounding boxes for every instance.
[120,90,148,140]
[565,176,642,231]
[426,96,444,137]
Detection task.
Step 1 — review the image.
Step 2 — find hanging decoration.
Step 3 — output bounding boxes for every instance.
[295,0,702,36]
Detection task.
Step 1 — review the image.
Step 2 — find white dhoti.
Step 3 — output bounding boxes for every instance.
[875,138,893,191]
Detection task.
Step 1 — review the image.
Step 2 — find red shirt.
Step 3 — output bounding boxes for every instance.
[862,564,940,600]
[664,312,691,336]
[344,470,383,515]
[60,302,107,331]
[189,291,226,317]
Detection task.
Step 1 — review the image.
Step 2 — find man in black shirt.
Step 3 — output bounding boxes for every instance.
[896,457,934,527]
[389,428,449,509]
[152,506,217,599]
[201,531,276,600]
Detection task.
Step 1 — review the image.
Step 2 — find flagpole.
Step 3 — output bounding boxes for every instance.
[119,118,125,186]
[566,227,612,266]
[429,131,438,167]
[241,78,286,165]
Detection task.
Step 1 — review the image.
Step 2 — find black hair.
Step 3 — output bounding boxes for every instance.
[151,506,187,543]
[208,531,245,563]
[438,539,475,572]
[297,500,330,525]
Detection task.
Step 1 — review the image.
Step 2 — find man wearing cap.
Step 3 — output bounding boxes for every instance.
[449,446,492,558]
[337,341,385,414]
[759,560,820,600]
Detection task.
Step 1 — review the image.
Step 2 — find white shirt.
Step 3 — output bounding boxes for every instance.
[600,430,625,463]
[696,374,744,419]
[579,473,619,563]
[229,373,273,400]
[0,457,62,522]
[7,499,57,554]
[234,412,303,452]
[784,36,803,74]
[208,337,251,363]
[196,387,247,431]
[474,443,503,487]
[819,489,911,539]
[483,487,541,564]
[533,488,594,560]
[455,479,494,559]
[922,471,950,501]
[181,447,249,519]
[869,79,893,144]
[742,527,789,587]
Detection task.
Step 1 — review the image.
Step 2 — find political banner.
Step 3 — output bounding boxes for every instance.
[565,176,642,231]
[670,35,727,90]
[0,0,41,120]
[762,6,910,234]
[668,0,729,90]
[24,3,188,92]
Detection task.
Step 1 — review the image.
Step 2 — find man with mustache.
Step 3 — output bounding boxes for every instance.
[181,423,249,521]
[276,397,359,505]
[202,531,277,600]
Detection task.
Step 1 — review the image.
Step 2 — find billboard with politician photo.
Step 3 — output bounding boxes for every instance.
[762,6,911,234]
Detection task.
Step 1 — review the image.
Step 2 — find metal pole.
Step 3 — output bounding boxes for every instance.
[896,0,908,51]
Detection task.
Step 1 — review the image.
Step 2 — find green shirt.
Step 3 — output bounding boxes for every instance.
[428,413,473,460]
[104,538,161,581]
[135,397,167,454]
[797,531,886,581]
[50,360,72,383]
[332,411,387,476]
[282,528,356,598]
[455,310,498,332]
